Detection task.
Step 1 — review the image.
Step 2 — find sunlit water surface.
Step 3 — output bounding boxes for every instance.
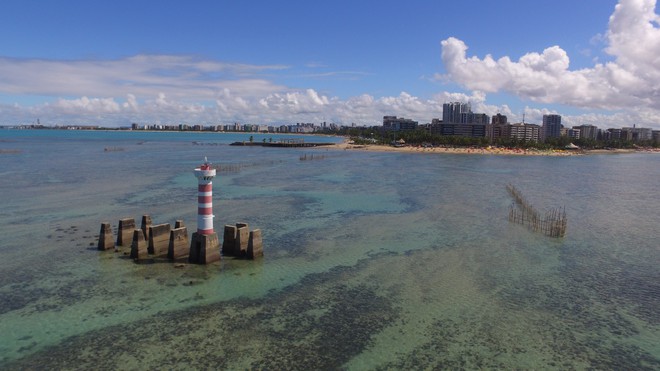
[0,130,658,369]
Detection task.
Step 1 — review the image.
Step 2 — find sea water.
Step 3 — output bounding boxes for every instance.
[0,129,658,369]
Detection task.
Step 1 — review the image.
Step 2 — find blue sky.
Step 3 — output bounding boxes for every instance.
[1,0,658,129]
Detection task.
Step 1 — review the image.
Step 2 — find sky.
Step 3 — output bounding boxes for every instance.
[0,0,659,129]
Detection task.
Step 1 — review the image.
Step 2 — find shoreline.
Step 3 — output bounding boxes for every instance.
[320,142,659,156]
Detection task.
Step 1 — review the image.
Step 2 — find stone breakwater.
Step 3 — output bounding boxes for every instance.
[97,215,263,265]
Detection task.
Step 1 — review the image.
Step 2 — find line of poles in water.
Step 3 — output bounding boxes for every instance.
[507,184,567,238]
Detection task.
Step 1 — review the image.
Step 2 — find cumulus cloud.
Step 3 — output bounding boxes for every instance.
[440,0,660,120]
[1,0,659,129]
[0,55,287,100]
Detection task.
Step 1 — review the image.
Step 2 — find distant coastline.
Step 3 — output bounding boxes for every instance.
[322,141,660,156]
[3,126,659,156]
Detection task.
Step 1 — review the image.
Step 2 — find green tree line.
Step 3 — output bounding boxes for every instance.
[335,127,659,149]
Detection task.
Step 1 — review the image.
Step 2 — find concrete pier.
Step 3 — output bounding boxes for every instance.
[148,223,171,257]
[97,222,115,251]
[222,225,237,255]
[116,218,135,246]
[141,215,152,241]
[98,211,263,266]
[235,223,249,257]
[221,223,264,258]
[189,232,221,264]
[168,227,189,261]
[247,229,263,259]
[130,229,148,261]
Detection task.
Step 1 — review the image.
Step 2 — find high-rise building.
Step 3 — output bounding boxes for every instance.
[542,114,562,140]
[510,123,541,142]
[430,118,487,138]
[491,113,507,125]
[622,126,653,142]
[469,113,490,125]
[568,128,581,139]
[443,102,471,124]
[383,116,418,131]
[572,125,599,140]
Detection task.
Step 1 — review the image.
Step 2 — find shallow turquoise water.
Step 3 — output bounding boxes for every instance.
[0,130,658,369]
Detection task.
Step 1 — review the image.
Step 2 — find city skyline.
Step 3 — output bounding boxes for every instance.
[1,0,659,129]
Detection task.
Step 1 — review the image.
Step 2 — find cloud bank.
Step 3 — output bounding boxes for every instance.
[440,0,660,126]
[1,0,659,129]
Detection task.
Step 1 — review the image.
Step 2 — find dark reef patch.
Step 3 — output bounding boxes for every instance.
[4,264,398,370]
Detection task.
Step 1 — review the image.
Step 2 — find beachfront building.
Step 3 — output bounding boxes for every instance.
[572,125,599,140]
[568,128,581,140]
[469,113,490,125]
[542,114,563,140]
[382,116,418,131]
[492,113,508,125]
[489,122,508,140]
[621,126,653,142]
[488,122,540,142]
[489,114,509,141]
[604,128,623,140]
[432,102,489,138]
[429,118,487,138]
[510,123,541,142]
[443,102,471,124]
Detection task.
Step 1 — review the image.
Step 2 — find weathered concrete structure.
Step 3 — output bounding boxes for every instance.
[235,223,249,257]
[247,229,263,259]
[148,223,171,257]
[98,216,264,264]
[168,227,189,261]
[222,225,237,255]
[141,215,152,241]
[222,223,264,260]
[189,233,221,264]
[116,218,135,246]
[97,222,115,251]
[189,160,221,264]
[130,229,149,261]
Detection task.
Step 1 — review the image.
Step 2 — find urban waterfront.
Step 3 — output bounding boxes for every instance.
[0,130,658,369]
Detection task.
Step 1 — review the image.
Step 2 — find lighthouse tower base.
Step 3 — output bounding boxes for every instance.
[188,232,221,264]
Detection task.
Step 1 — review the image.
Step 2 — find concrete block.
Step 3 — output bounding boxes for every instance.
[148,223,171,257]
[235,223,249,257]
[189,232,220,264]
[141,215,152,241]
[130,229,149,261]
[222,225,237,256]
[97,222,115,251]
[116,218,135,246]
[168,227,189,261]
[247,229,263,259]
[175,219,185,229]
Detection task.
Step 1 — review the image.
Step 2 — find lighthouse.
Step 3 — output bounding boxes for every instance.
[189,158,221,264]
[195,158,215,235]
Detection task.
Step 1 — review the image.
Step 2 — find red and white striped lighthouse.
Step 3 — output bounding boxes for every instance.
[194,158,216,235]
[189,157,221,264]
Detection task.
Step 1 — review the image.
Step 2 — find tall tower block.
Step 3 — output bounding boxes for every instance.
[189,159,221,264]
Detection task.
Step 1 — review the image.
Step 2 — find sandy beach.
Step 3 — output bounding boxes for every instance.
[322,141,659,156]
[326,142,580,156]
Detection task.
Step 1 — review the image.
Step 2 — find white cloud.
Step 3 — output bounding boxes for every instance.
[0,55,287,100]
[439,0,660,126]
[52,97,120,113]
[1,0,659,130]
